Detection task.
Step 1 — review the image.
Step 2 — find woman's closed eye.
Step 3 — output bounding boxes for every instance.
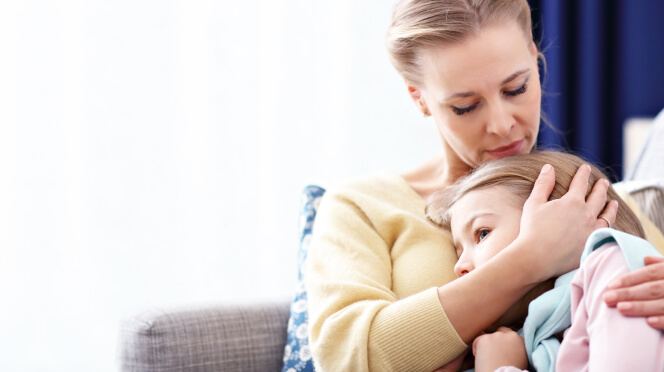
[504,81,527,97]
[451,81,528,116]
[451,104,478,116]
[475,228,490,243]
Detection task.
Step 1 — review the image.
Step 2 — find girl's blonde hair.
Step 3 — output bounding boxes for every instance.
[386,0,534,87]
[427,151,646,239]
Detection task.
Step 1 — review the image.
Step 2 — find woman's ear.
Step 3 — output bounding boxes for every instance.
[529,40,538,57]
[405,80,431,117]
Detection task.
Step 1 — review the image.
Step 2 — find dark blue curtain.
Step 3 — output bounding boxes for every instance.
[528,0,664,179]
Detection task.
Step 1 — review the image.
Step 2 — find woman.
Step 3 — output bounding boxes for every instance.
[305,1,664,371]
[426,151,664,371]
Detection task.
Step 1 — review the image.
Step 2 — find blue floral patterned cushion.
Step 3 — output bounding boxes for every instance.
[281,185,325,372]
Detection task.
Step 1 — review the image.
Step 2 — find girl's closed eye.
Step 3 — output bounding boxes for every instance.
[475,228,490,243]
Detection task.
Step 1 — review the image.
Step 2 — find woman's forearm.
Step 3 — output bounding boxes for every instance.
[438,242,540,343]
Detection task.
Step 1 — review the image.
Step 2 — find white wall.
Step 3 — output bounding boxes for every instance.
[0,1,441,370]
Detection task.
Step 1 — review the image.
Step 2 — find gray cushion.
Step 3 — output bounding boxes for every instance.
[120,300,290,372]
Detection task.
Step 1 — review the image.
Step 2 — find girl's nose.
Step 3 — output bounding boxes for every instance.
[454,251,474,277]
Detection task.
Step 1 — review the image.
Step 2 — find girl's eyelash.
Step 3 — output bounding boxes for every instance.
[452,104,477,116]
[504,82,527,97]
[474,228,490,243]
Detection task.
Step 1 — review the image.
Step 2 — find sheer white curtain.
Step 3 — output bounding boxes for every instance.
[0,0,440,370]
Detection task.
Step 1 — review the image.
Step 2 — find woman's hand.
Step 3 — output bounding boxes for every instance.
[603,255,664,329]
[472,327,528,372]
[515,164,616,281]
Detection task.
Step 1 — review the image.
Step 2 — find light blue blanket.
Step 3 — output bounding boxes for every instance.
[522,228,662,372]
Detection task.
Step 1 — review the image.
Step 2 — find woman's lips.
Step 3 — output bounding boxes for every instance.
[487,139,524,158]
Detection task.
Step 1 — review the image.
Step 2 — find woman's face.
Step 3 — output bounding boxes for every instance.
[412,21,541,173]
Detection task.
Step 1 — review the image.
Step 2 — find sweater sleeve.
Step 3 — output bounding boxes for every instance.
[305,187,466,372]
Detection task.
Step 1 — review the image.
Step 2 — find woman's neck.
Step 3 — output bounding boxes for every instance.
[401,151,472,200]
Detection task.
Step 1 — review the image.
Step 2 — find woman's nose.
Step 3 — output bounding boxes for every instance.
[486,102,515,137]
[454,252,474,277]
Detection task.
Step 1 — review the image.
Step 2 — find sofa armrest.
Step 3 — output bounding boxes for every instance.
[616,179,664,235]
[120,299,290,372]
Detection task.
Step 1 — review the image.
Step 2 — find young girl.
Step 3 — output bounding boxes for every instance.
[427,151,664,372]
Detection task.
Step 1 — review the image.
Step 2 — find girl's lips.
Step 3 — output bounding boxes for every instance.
[487,140,524,158]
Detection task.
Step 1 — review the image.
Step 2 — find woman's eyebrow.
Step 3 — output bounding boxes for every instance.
[442,69,531,102]
[444,91,476,101]
[501,68,530,85]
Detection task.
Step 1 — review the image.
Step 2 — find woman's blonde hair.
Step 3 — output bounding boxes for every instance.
[386,0,534,87]
[427,151,646,239]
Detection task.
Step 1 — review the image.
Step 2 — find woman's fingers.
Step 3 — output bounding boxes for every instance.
[523,164,555,207]
[606,259,664,290]
[566,163,592,196]
[645,256,664,265]
[604,280,664,304]
[584,177,610,217]
[646,316,664,329]
[611,299,664,329]
[563,164,615,230]
[616,298,664,315]
[595,199,618,229]
[604,258,664,330]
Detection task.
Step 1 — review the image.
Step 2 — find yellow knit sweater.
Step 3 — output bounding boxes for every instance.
[306,170,664,372]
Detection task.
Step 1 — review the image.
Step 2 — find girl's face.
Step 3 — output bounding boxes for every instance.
[411,21,541,174]
[449,186,523,277]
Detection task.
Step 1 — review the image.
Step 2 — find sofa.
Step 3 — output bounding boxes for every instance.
[120,301,291,371]
[119,111,664,372]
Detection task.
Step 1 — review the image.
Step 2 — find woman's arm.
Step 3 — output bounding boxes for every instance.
[440,164,616,342]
